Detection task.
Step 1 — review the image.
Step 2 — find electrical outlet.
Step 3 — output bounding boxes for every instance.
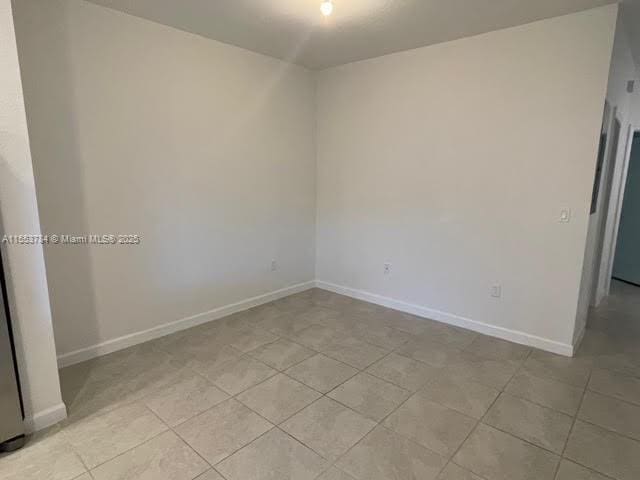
[271,260,277,271]
[384,263,392,275]
[491,284,502,298]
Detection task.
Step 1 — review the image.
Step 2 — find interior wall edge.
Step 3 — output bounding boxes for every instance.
[57,280,316,368]
[22,402,68,434]
[315,280,576,357]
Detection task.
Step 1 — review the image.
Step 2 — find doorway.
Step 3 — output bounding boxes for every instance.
[612,132,640,287]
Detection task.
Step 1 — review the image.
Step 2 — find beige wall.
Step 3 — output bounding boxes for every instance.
[316,6,617,353]
[0,0,65,430]
[14,0,317,362]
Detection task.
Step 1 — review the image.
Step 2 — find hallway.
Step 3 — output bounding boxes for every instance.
[581,279,640,357]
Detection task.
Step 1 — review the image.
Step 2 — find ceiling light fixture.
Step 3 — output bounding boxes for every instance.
[320,0,333,17]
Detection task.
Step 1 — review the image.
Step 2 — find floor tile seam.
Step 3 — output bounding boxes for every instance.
[244,341,322,372]
[555,455,623,480]
[363,359,437,393]
[553,366,594,479]
[496,389,581,418]
[512,365,591,391]
[280,364,361,397]
[591,362,640,381]
[82,426,170,474]
[442,383,505,480]
[569,416,640,446]
[585,384,640,407]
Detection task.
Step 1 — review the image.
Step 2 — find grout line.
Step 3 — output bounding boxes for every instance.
[439,347,543,479]
[86,427,169,472]
[556,457,621,480]
[553,363,594,480]
[572,416,640,446]
[54,290,640,480]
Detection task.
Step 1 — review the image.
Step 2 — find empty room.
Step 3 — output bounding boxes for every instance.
[2,0,640,479]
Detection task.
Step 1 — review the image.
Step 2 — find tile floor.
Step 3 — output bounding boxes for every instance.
[2,282,640,480]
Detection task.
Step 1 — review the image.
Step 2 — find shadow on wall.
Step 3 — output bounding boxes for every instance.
[12,0,100,361]
[0,151,36,416]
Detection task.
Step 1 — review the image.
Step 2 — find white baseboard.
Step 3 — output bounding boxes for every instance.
[315,280,575,357]
[23,402,68,433]
[57,281,316,368]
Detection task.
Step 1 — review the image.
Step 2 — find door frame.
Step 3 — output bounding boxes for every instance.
[596,123,640,302]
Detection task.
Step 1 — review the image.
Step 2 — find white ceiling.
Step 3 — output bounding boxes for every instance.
[85,0,617,69]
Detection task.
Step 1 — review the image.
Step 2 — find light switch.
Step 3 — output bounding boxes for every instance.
[560,209,571,223]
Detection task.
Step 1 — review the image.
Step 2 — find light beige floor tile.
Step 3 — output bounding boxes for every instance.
[202,356,277,395]
[194,471,225,480]
[336,426,447,480]
[322,337,389,370]
[240,304,289,328]
[366,353,439,391]
[236,374,321,424]
[63,375,136,422]
[310,290,355,310]
[327,372,411,421]
[90,430,208,480]
[349,323,412,350]
[316,467,357,480]
[483,393,572,454]
[419,374,500,419]
[505,371,583,415]
[573,330,631,357]
[290,325,344,350]
[0,429,86,480]
[186,345,244,375]
[453,424,559,480]
[174,399,272,465]
[417,323,478,349]
[437,463,483,480]
[386,314,431,335]
[396,338,465,367]
[162,337,242,373]
[441,353,519,390]
[261,314,317,338]
[522,351,593,388]
[296,306,344,328]
[64,355,184,421]
[248,338,315,370]
[281,397,376,461]
[579,391,640,441]
[555,460,611,480]
[596,351,640,378]
[216,428,328,480]
[384,395,477,457]
[565,420,640,480]
[229,329,279,353]
[63,402,167,469]
[65,344,172,386]
[144,372,229,426]
[119,363,190,406]
[273,292,318,313]
[589,368,640,405]
[285,354,358,393]
[464,335,531,363]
